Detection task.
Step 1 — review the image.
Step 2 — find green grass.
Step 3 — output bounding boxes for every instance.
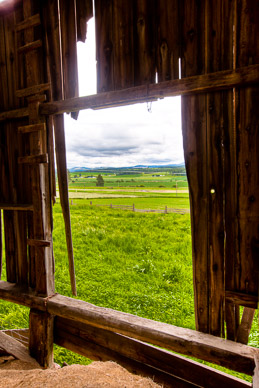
[0,196,258,382]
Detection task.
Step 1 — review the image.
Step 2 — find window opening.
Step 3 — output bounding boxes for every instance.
[56,17,192,333]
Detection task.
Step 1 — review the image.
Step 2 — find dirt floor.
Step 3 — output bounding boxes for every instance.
[0,356,161,387]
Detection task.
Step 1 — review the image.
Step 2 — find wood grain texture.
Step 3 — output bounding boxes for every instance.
[59,0,79,118]
[39,64,259,115]
[180,0,208,334]
[76,0,93,43]
[0,331,39,366]
[0,281,257,375]
[237,307,255,345]
[156,0,179,81]
[29,308,53,368]
[235,0,259,299]
[53,115,77,296]
[55,317,251,388]
[95,0,114,92]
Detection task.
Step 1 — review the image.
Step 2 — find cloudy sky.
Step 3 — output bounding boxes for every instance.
[64,19,184,169]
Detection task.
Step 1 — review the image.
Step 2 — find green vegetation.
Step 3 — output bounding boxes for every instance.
[0,167,258,382]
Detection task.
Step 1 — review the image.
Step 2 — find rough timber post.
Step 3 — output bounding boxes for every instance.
[20,0,55,367]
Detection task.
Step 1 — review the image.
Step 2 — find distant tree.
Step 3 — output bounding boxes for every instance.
[96,174,104,187]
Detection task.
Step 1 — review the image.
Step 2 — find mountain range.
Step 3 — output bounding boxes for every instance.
[69,163,185,172]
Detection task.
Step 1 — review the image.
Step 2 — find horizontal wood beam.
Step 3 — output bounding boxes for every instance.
[15,14,41,32]
[0,203,33,211]
[17,40,42,54]
[18,154,48,164]
[55,317,251,388]
[225,291,258,309]
[27,239,51,247]
[0,107,29,122]
[16,83,50,98]
[18,123,46,134]
[0,281,257,375]
[55,326,192,388]
[39,64,259,116]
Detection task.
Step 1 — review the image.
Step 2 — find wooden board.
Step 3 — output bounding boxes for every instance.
[55,317,251,388]
[0,330,39,366]
[0,281,256,376]
[180,0,208,334]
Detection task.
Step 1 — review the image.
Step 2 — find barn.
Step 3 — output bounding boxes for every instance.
[0,0,258,386]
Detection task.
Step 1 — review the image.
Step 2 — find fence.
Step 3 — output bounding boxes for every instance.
[88,201,190,215]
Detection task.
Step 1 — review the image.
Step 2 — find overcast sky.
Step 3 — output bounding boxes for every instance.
[64,18,184,169]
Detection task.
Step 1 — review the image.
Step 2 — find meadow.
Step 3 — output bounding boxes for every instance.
[0,169,257,382]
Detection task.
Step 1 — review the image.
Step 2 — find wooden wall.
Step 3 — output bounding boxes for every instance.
[0,0,258,349]
[95,0,259,339]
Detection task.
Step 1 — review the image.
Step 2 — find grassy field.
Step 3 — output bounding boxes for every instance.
[0,170,258,382]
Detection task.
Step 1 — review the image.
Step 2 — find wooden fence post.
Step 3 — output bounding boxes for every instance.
[133,203,135,212]
[165,206,168,214]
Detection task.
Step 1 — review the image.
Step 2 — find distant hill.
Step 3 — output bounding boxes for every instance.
[69,167,91,172]
[69,163,185,172]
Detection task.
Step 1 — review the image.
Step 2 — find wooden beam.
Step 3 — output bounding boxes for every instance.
[0,107,29,121]
[0,331,39,366]
[16,83,50,98]
[27,239,51,247]
[2,329,29,347]
[18,123,46,134]
[0,281,257,375]
[237,308,256,345]
[0,204,33,211]
[29,309,53,368]
[18,154,48,165]
[15,13,41,32]
[225,291,258,309]
[39,65,259,116]
[53,115,77,296]
[55,317,251,388]
[55,327,193,388]
[17,39,42,54]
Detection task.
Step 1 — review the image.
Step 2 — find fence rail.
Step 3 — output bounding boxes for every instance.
[88,201,189,215]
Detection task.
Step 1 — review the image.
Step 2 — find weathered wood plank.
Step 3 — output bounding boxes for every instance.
[29,308,53,368]
[16,83,50,98]
[59,0,79,119]
[0,211,2,279]
[235,0,259,300]
[53,115,76,296]
[0,203,33,211]
[0,331,39,366]
[27,239,51,247]
[237,308,255,345]
[225,291,258,309]
[17,39,42,54]
[39,64,259,116]
[15,13,40,32]
[18,153,48,165]
[156,0,179,81]
[2,329,29,347]
[95,0,114,92]
[18,123,45,133]
[180,0,208,334]
[42,0,75,294]
[112,0,134,90]
[0,107,29,121]
[56,328,193,388]
[76,0,93,43]
[55,317,252,388]
[0,281,257,375]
